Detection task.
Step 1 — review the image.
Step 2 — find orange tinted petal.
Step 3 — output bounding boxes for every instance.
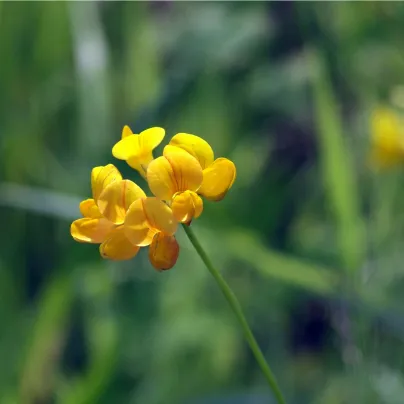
[124,199,155,246]
[146,156,177,200]
[169,133,214,169]
[199,158,236,201]
[163,145,203,192]
[70,218,115,243]
[141,197,178,235]
[190,192,203,219]
[91,164,122,202]
[98,180,146,225]
[79,198,102,218]
[100,226,140,260]
[171,191,203,223]
[149,233,179,271]
[125,197,178,246]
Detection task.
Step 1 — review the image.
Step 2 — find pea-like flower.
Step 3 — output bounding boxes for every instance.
[124,197,179,270]
[70,164,179,269]
[70,164,146,260]
[169,133,236,201]
[112,125,165,177]
[370,107,404,168]
[147,145,205,224]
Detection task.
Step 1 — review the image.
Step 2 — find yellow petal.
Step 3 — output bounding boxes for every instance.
[163,146,203,193]
[371,107,404,167]
[198,158,236,201]
[171,191,203,224]
[138,127,165,151]
[142,197,178,234]
[112,136,140,160]
[100,226,140,260]
[91,164,122,202]
[146,156,176,200]
[70,218,115,243]
[372,107,404,149]
[191,191,203,218]
[113,127,164,160]
[148,233,179,271]
[169,133,214,169]
[122,125,133,139]
[79,199,102,218]
[125,197,177,246]
[124,199,155,246]
[98,180,146,225]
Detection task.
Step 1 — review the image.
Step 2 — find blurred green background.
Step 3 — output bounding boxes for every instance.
[2,2,404,403]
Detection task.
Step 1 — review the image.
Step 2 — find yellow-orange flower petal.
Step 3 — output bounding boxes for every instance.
[149,233,179,271]
[171,190,203,224]
[124,197,178,246]
[79,199,102,218]
[112,127,165,162]
[169,133,214,169]
[371,107,404,168]
[198,158,236,201]
[70,218,115,243]
[112,136,138,161]
[138,127,165,151]
[122,125,133,139]
[91,164,122,202]
[100,226,140,260]
[147,146,203,200]
[97,179,146,225]
[124,199,155,246]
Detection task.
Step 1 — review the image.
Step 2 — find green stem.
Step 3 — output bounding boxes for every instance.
[182,224,287,404]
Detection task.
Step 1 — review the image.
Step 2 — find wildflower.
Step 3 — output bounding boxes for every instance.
[168,133,236,201]
[112,125,165,177]
[70,164,146,260]
[147,145,204,224]
[124,197,179,270]
[370,106,404,168]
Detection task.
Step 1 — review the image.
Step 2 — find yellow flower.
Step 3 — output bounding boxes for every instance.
[70,164,146,260]
[71,164,179,270]
[169,133,236,201]
[370,106,404,168]
[147,145,204,224]
[112,125,165,177]
[124,197,179,270]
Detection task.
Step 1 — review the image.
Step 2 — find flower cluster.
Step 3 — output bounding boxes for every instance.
[70,126,236,270]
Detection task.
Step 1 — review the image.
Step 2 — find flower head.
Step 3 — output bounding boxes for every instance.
[370,106,404,168]
[71,164,180,270]
[169,133,236,201]
[70,164,145,260]
[112,125,165,177]
[147,145,204,224]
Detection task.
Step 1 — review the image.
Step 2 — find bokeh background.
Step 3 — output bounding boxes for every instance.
[2,2,404,403]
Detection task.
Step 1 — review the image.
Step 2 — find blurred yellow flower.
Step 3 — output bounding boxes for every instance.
[370,106,404,168]
[112,125,165,177]
[70,164,145,260]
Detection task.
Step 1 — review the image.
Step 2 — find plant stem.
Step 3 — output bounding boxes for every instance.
[182,224,287,404]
